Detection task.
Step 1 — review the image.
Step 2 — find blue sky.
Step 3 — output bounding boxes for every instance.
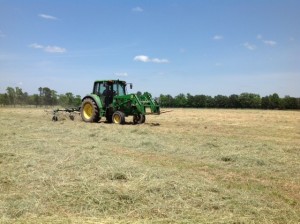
[0,0,299,97]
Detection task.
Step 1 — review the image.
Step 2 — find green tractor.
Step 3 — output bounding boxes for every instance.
[80,80,160,124]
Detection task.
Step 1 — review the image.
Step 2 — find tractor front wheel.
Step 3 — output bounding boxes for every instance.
[112,111,125,124]
[133,114,146,124]
[80,98,100,122]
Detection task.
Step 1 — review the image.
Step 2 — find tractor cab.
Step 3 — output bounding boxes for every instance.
[93,80,129,107]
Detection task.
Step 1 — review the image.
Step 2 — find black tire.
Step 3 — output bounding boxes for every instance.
[80,98,100,122]
[133,114,146,124]
[112,111,125,124]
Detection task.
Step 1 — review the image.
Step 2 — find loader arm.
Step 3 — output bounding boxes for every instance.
[113,93,160,116]
[136,92,160,114]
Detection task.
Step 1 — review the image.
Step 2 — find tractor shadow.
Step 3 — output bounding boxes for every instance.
[145,122,160,127]
[101,121,160,126]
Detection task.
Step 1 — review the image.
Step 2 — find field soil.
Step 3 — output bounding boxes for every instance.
[0,107,299,223]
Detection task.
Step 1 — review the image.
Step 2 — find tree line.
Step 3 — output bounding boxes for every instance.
[158,93,300,109]
[0,86,299,109]
[0,87,81,107]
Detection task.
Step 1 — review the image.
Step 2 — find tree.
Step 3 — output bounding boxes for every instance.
[66,92,74,106]
[269,93,282,109]
[43,87,52,105]
[228,94,240,108]
[6,87,16,106]
[38,87,43,106]
[206,96,215,108]
[239,93,261,109]
[58,93,81,107]
[194,95,207,108]
[159,94,174,107]
[174,93,187,107]
[15,87,27,105]
[23,92,29,105]
[186,93,195,107]
[282,96,298,109]
[261,96,270,109]
[51,90,58,105]
[214,95,229,108]
[58,94,68,107]
[74,95,82,107]
[32,94,40,107]
[261,93,283,109]
[0,93,9,105]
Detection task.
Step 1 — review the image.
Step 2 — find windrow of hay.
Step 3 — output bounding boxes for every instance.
[0,108,299,223]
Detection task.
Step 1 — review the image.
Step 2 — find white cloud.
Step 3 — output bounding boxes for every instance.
[29,43,66,53]
[213,35,223,40]
[256,34,277,46]
[243,42,256,50]
[132,6,143,12]
[115,72,128,77]
[263,40,277,46]
[134,55,169,63]
[29,43,44,49]
[152,58,169,63]
[39,14,58,20]
[134,55,150,62]
[44,45,66,53]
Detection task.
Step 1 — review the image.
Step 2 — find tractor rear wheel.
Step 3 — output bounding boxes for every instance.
[133,114,146,124]
[112,111,125,124]
[80,98,100,122]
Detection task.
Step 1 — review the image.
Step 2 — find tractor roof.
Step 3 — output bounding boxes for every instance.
[94,80,126,84]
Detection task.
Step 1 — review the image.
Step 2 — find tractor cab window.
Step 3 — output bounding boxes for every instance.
[99,83,106,96]
[113,83,126,96]
[94,82,106,96]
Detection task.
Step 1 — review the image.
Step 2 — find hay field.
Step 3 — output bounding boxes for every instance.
[0,107,299,223]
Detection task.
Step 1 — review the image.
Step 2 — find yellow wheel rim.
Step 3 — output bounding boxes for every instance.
[83,103,93,119]
[113,114,121,123]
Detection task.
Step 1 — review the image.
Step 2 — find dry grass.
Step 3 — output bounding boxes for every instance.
[0,108,299,223]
